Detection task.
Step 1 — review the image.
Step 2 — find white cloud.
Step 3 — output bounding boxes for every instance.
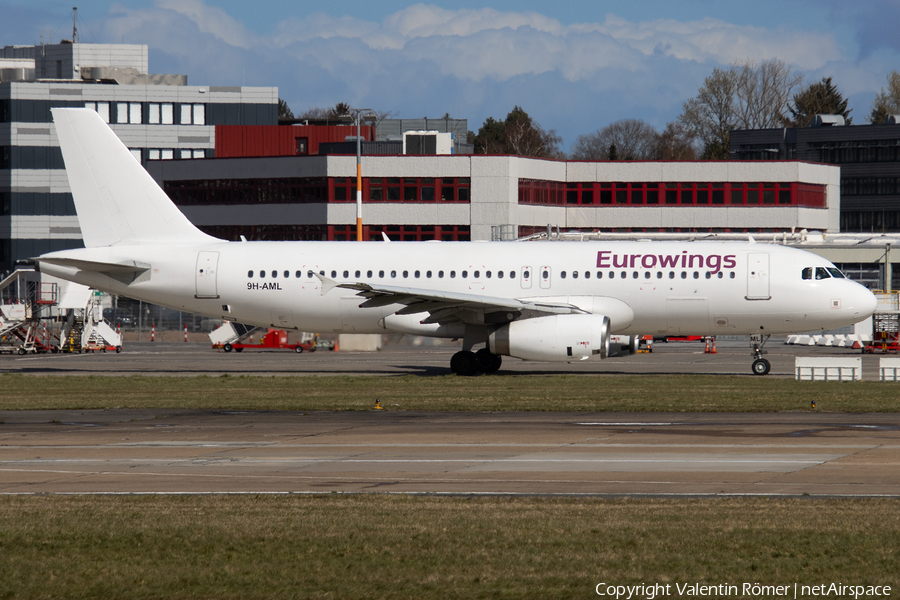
[90,1,899,146]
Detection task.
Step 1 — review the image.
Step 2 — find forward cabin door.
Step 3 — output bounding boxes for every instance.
[195,251,219,299]
[746,253,771,300]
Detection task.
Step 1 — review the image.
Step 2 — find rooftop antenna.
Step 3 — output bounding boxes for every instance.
[72,7,78,43]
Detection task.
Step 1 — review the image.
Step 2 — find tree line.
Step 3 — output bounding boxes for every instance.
[280,63,900,160]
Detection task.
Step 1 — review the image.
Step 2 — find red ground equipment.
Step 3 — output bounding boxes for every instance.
[218,329,317,354]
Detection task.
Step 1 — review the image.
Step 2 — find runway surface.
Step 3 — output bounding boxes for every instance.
[2,410,898,496]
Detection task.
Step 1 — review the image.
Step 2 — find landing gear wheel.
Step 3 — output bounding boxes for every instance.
[475,348,502,373]
[223,343,233,352]
[751,358,771,376]
[294,346,303,353]
[450,350,479,376]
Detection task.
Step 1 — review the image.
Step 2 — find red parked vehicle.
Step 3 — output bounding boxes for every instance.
[218,329,317,353]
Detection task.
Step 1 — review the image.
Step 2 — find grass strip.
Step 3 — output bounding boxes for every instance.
[1,372,900,412]
[0,495,897,600]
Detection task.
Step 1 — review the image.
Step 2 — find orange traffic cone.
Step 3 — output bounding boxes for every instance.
[704,337,718,354]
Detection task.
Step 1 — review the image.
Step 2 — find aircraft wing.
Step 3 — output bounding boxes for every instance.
[318,275,586,325]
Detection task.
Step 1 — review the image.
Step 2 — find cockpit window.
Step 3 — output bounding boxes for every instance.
[815,267,831,280]
[827,268,845,279]
[802,267,812,280]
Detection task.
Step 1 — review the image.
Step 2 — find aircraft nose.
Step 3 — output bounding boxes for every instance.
[852,284,878,318]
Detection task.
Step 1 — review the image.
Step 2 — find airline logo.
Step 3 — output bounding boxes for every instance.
[596,251,737,274]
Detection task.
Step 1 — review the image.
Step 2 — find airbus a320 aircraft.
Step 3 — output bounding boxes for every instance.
[36,109,877,375]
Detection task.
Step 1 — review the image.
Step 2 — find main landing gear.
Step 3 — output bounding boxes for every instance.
[450,348,502,376]
[750,334,771,376]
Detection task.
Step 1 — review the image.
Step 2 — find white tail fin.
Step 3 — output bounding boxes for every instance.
[52,108,218,247]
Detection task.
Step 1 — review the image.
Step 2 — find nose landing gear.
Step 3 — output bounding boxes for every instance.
[750,334,771,375]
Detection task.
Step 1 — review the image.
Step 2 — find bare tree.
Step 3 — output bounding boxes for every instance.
[679,67,737,159]
[654,121,697,160]
[733,59,803,129]
[870,70,900,123]
[570,119,659,161]
[294,103,352,121]
[679,59,802,159]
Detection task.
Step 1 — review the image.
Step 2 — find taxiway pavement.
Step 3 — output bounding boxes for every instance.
[2,410,898,497]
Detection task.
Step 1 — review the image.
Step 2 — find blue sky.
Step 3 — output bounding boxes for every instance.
[3,1,900,150]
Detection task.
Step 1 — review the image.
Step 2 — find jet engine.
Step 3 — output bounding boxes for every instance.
[488,313,610,362]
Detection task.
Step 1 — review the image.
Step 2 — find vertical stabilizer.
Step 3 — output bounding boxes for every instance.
[51,108,218,247]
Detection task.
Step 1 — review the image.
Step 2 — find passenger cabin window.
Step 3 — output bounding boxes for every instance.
[248,270,254,277]
[815,267,831,280]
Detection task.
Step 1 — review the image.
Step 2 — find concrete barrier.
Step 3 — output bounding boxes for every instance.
[879,357,900,381]
[795,357,862,381]
[336,334,383,352]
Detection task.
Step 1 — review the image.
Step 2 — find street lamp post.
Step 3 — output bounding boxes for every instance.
[342,108,376,241]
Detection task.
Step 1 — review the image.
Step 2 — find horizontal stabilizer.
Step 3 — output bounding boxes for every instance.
[37,257,150,275]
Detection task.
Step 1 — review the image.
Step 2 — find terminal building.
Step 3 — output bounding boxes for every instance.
[1,41,278,275]
[730,116,900,233]
[148,154,839,244]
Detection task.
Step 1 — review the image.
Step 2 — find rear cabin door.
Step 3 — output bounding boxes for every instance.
[195,251,219,299]
[746,253,771,300]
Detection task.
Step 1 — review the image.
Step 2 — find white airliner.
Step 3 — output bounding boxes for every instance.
[35,108,877,376]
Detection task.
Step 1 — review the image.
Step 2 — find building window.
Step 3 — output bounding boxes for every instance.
[85,102,110,123]
[518,179,565,205]
[365,177,470,203]
[558,181,818,208]
[193,104,205,126]
[328,225,470,241]
[166,177,329,205]
[296,138,308,155]
[197,224,328,241]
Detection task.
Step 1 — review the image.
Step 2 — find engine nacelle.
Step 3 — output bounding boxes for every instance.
[489,314,610,362]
